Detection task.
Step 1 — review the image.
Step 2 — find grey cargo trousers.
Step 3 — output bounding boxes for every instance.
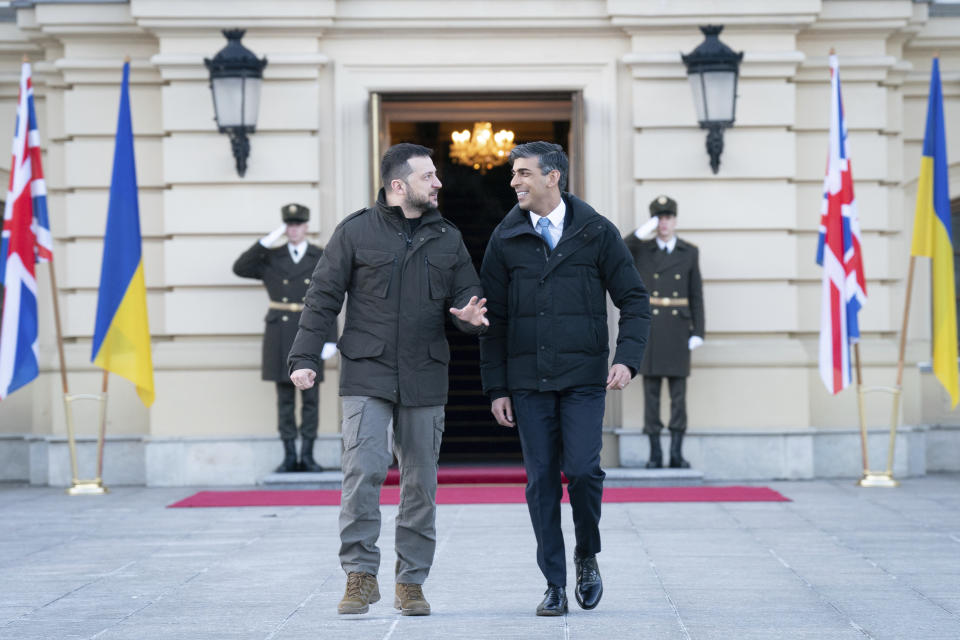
[338,396,444,584]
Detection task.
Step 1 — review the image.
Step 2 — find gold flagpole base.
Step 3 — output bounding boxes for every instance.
[857,472,899,488]
[67,480,109,496]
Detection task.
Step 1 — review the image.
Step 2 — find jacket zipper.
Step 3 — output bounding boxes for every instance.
[394,231,411,400]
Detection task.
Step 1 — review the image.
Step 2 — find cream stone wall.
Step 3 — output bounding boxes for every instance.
[0,0,959,483]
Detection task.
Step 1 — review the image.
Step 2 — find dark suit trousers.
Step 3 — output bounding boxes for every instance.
[512,386,606,587]
[276,381,319,440]
[642,376,687,434]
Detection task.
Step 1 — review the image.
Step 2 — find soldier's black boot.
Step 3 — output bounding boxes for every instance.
[275,439,298,473]
[299,437,324,472]
[645,434,662,469]
[669,431,690,468]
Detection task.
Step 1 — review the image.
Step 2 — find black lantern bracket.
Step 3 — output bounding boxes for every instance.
[681,25,743,174]
[204,29,267,177]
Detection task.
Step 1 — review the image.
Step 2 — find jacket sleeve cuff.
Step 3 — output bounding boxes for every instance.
[487,388,510,401]
[288,358,319,377]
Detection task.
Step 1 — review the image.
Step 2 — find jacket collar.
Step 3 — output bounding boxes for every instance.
[499,192,599,240]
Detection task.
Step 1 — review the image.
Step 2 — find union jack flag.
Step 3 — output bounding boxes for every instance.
[0,62,52,400]
[816,54,867,394]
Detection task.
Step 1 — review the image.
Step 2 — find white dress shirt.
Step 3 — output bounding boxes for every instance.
[656,236,677,254]
[288,240,307,264]
[530,199,566,249]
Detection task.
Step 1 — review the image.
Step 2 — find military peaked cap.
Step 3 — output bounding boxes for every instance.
[281,203,310,223]
[649,195,677,217]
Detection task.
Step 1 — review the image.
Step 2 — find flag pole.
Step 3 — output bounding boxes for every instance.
[20,54,103,495]
[853,343,871,474]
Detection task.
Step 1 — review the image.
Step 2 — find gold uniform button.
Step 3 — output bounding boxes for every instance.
[282,315,289,322]
[672,309,678,316]
[675,274,681,280]
[673,292,678,297]
[283,279,289,285]
[652,291,659,297]
[304,278,310,284]
[282,297,289,302]
[652,309,659,315]
[653,273,659,279]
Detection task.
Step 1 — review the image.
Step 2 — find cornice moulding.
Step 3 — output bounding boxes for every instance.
[613,15,817,29]
[622,51,803,79]
[793,54,901,82]
[134,19,333,32]
[52,57,161,83]
[151,52,330,81]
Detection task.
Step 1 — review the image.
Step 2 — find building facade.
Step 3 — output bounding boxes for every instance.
[1,0,959,485]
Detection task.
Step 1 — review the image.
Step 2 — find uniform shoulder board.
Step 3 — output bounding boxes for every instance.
[678,237,698,250]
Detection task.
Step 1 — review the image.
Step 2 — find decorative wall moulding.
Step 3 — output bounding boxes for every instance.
[151,52,330,81]
[623,51,804,80]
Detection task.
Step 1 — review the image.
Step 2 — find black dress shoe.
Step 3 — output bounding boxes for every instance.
[574,554,603,610]
[536,585,568,616]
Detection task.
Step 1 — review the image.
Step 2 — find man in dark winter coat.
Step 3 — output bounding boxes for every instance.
[233,203,337,473]
[479,141,650,616]
[289,143,488,617]
[624,195,705,468]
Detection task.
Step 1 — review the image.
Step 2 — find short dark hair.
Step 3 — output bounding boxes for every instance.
[508,141,568,191]
[381,143,433,188]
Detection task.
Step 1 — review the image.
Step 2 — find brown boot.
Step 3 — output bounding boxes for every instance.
[394,582,431,616]
[337,572,380,614]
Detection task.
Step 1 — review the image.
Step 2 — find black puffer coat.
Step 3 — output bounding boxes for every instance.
[288,190,483,407]
[479,193,650,399]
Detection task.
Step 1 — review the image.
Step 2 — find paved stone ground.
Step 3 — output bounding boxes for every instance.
[1,475,959,640]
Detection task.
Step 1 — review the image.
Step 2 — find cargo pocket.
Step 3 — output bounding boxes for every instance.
[354,248,395,298]
[341,398,366,451]
[426,253,457,300]
[432,412,445,460]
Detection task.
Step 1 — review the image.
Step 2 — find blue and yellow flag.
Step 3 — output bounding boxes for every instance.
[910,57,958,408]
[91,62,154,406]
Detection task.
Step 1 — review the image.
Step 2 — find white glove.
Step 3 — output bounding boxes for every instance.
[259,224,287,248]
[634,216,659,240]
[688,336,704,351]
[320,342,338,360]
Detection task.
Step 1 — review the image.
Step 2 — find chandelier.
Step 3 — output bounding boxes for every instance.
[449,122,515,173]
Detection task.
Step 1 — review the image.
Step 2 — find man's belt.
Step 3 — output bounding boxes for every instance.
[649,297,688,307]
[269,301,304,312]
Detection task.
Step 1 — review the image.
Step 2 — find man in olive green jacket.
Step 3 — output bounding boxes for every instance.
[289,143,487,617]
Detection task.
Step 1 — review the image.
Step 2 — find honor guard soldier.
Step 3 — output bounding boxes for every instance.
[233,203,338,473]
[624,195,705,468]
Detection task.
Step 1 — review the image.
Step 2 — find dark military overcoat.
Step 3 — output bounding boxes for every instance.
[624,235,704,378]
[233,242,336,382]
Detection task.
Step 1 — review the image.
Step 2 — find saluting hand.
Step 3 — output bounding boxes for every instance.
[449,296,489,327]
[606,364,632,391]
[291,368,317,390]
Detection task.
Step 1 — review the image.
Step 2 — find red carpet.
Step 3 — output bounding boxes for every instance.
[168,485,789,508]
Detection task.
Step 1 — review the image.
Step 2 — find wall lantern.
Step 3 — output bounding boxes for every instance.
[204,29,267,177]
[681,25,743,174]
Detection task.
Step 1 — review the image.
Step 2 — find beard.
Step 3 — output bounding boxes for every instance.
[404,185,437,214]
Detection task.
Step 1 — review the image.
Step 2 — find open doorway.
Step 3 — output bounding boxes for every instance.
[372,92,584,462]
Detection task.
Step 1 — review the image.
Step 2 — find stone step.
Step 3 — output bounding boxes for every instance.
[259,467,703,489]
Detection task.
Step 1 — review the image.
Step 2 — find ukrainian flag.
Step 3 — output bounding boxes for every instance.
[91,62,154,406]
[910,57,958,408]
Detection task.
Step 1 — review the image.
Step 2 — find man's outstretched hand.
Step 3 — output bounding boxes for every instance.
[450,296,489,327]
